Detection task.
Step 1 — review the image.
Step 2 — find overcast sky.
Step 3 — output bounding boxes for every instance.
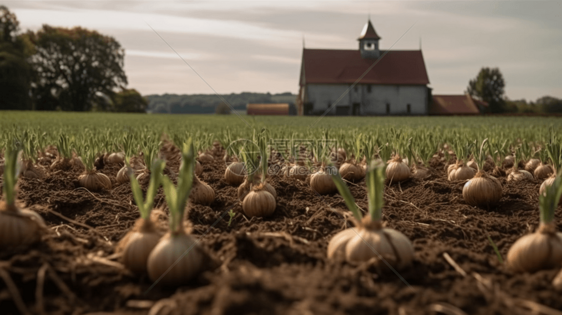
[8,0,562,100]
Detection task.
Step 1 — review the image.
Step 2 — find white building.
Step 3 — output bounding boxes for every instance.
[297,20,431,116]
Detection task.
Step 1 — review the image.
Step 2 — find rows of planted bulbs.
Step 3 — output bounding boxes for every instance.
[1,136,562,289]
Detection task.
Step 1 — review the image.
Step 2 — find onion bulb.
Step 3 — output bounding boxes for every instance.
[198,152,213,164]
[467,160,479,171]
[385,155,410,183]
[448,162,475,181]
[507,169,533,182]
[462,171,502,207]
[116,165,142,184]
[525,159,541,173]
[224,161,246,186]
[147,230,204,286]
[508,174,562,273]
[242,184,276,217]
[328,160,414,270]
[504,155,515,168]
[534,163,553,180]
[539,176,561,206]
[339,162,360,181]
[328,216,414,270]
[507,223,562,273]
[78,171,112,191]
[189,176,215,206]
[105,152,125,165]
[0,201,46,250]
[330,149,346,168]
[117,218,162,274]
[446,163,456,175]
[310,165,338,194]
[289,161,308,180]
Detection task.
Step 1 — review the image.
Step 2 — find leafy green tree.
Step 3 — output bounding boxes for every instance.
[26,25,127,111]
[0,6,32,110]
[215,102,231,115]
[111,88,147,113]
[467,67,506,113]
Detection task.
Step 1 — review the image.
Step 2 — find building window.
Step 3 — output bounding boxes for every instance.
[407,104,411,114]
[364,42,375,51]
[386,103,390,114]
[354,85,358,93]
[367,85,372,93]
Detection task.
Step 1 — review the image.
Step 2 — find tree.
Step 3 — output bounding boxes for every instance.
[26,25,127,111]
[215,102,231,115]
[0,6,32,110]
[467,67,505,113]
[110,88,147,113]
[536,96,562,113]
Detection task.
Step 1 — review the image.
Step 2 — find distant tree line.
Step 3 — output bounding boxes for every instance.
[0,6,146,112]
[146,92,296,114]
[467,67,562,114]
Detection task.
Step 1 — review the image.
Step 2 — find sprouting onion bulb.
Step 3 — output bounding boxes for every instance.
[241,139,276,217]
[448,161,475,181]
[385,154,410,183]
[117,159,165,274]
[50,134,74,171]
[463,139,502,207]
[310,164,338,195]
[327,160,414,270]
[507,171,562,273]
[0,146,46,250]
[506,154,533,182]
[198,152,214,164]
[339,159,361,181]
[525,158,540,173]
[105,152,125,165]
[224,159,246,186]
[77,143,112,191]
[534,163,553,180]
[467,160,479,171]
[190,175,215,206]
[147,140,205,286]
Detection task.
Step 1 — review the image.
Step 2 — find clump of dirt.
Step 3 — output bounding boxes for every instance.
[1,149,561,315]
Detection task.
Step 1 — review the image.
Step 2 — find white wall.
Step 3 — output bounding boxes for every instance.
[306,84,428,115]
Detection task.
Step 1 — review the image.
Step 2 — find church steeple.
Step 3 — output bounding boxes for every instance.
[358,20,381,59]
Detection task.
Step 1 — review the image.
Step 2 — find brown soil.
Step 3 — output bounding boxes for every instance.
[1,151,561,315]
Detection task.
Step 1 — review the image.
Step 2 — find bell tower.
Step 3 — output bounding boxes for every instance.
[358,20,381,59]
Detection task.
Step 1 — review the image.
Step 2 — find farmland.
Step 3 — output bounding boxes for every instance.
[1,112,562,314]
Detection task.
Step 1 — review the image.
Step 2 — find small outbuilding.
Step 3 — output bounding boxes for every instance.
[430,94,488,115]
[247,103,289,115]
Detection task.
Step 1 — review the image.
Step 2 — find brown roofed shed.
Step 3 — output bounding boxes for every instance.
[430,94,488,115]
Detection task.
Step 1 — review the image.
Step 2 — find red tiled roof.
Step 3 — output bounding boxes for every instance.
[300,49,429,86]
[247,103,289,115]
[358,20,381,40]
[430,94,486,115]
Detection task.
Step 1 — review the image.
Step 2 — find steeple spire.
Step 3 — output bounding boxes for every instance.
[358,20,381,58]
[358,19,381,41]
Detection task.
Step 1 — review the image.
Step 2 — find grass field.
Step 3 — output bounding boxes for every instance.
[1,111,561,140]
